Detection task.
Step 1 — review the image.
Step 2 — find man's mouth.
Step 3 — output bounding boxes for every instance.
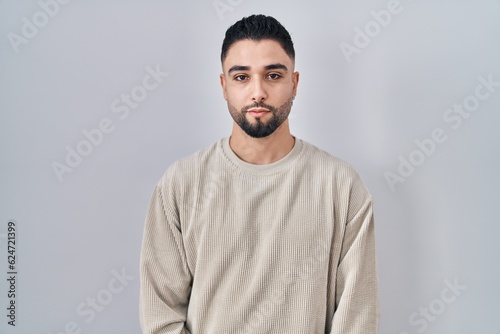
[247,108,270,117]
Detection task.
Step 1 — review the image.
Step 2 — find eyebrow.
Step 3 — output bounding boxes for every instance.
[227,63,289,74]
[228,65,250,74]
[265,63,288,71]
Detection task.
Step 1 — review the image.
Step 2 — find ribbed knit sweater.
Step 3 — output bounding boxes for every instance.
[140,136,379,334]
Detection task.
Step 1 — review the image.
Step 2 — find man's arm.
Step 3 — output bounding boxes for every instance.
[330,197,379,334]
[140,184,192,334]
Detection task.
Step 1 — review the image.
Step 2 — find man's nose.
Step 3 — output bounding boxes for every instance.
[251,78,267,102]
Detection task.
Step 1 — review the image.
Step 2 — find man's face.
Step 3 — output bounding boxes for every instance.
[220,39,299,138]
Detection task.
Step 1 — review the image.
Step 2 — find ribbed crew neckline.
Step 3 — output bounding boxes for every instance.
[221,136,304,175]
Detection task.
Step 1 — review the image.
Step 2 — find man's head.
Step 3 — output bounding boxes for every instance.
[220,15,299,139]
[221,14,295,64]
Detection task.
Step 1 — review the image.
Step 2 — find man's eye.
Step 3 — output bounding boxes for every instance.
[234,75,248,81]
[267,73,282,80]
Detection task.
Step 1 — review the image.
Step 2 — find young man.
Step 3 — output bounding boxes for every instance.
[140,14,379,334]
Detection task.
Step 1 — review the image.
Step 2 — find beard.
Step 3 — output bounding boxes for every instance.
[228,97,294,138]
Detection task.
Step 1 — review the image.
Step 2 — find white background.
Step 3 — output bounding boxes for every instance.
[1,0,499,333]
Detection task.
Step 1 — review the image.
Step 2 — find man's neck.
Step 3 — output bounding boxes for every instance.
[228,120,295,165]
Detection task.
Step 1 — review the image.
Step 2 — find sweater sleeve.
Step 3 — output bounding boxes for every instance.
[329,196,380,334]
[139,184,192,334]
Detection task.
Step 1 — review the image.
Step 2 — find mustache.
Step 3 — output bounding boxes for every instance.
[241,102,276,113]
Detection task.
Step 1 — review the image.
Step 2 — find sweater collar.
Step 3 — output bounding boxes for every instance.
[220,135,303,175]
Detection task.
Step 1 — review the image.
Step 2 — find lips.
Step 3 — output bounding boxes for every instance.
[248,108,270,117]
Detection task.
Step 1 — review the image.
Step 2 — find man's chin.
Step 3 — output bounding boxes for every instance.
[246,113,270,122]
[247,130,273,138]
[242,125,277,138]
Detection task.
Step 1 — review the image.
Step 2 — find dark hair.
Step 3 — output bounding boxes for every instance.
[221,14,295,63]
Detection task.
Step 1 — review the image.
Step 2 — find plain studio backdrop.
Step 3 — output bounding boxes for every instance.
[1,1,499,333]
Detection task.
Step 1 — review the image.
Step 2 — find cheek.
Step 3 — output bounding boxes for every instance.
[225,96,242,112]
[223,79,242,101]
[225,89,245,106]
[275,86,294,101]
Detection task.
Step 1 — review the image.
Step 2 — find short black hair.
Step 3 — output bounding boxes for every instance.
[221,14,295,63]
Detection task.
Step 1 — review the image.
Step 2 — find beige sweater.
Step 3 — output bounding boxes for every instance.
[140,137,379,334]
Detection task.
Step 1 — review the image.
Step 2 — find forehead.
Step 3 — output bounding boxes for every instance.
[222,39,292,72]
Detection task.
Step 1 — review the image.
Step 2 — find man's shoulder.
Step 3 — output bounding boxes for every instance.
[174,139,221,168]
[301,139,372,218]
[301,139,360,179]
[158,138,222,185]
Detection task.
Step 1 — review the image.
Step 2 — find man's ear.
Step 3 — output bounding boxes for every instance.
[292,71,300,98]
[220,73,228,101]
